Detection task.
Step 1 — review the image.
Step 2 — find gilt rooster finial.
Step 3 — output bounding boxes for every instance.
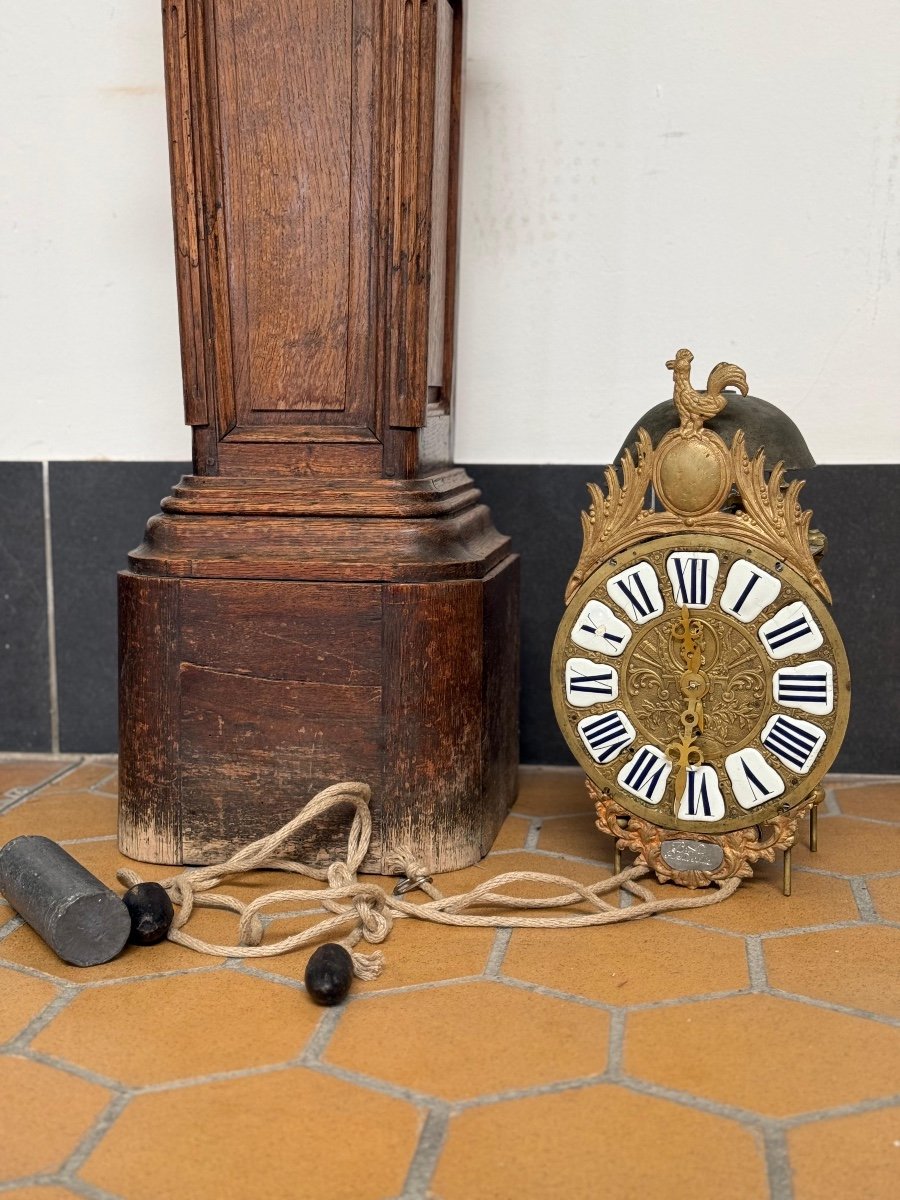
[666,348,749,436]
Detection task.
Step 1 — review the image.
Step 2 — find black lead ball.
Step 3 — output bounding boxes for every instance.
[122,882,175,945]
[305,942,354,1005]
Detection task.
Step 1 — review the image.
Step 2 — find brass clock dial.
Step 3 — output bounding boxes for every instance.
[551,532,850,835]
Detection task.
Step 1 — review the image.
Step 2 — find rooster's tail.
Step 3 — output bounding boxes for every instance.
[706,361,749,397]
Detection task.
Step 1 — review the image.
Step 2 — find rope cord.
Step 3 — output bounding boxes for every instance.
[117,781,741,981]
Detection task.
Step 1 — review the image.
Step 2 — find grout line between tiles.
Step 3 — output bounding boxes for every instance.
[484,927,512,977]
[0,916,23,944]
[777,1091,900,1128]
[398,1106,450,1200]
[347,974,488,1001]
[605,1008,627,1080]
[617,1073,769,1124]
[746,936,768,989]
[41,461,61,755]
[523,818,542,850]
[23,1046,130,1093]
[758,918,875,940]
[131,1058,298,1096]
[299,1003,345,1062]
[454,1072,609,1111]
[59,1091,133,1180]
[0,757,85,814]
[762,1124,795,1200]
[3,984,75,1053]
[849,877,879,921]
[311,1057,438,1107]
[766,986,900,1028]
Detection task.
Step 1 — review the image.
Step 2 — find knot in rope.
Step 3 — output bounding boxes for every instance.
[115,780,742,987]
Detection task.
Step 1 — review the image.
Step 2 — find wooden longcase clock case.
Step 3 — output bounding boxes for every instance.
[118,0,519,872]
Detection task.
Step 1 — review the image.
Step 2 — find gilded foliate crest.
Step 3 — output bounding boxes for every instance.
[566,350,829,603]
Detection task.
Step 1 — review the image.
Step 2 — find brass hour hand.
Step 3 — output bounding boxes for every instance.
[666,726,704,803]
[673,606,703,675]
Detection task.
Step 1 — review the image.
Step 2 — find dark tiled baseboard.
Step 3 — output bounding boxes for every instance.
[0,463,51,750]
[1,461,897,772]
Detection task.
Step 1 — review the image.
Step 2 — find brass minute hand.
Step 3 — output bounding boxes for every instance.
[668,607,709,796]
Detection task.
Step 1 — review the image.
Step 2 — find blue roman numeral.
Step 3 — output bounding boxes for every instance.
[739,757,779,803]
[578,618,623,647]
[614,572,654,619]
[730,571,762,615]
[621,747,669,803]
[762,716,821,772]
[569,668,615,697]
[671,557,710,606]
[684,769,712,817]
[776,673,828,705]
[580,712,633,763]
[763,613,813,653]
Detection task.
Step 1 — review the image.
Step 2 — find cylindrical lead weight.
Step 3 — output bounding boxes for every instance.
[0,835,131,966]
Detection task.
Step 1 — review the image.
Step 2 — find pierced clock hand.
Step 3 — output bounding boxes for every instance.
[668,607,710,798]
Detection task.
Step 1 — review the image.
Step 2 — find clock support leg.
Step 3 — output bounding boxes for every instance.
[782,847,792,897]
[809,805,818,853]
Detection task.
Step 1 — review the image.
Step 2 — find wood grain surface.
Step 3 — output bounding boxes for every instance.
[120,2,518,872]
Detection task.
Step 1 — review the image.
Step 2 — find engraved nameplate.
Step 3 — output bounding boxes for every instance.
[660,839,725,874]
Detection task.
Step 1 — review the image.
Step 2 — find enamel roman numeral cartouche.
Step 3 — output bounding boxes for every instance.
[550,351,850,891]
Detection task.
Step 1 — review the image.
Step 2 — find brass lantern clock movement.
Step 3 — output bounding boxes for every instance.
[551,351,850,892]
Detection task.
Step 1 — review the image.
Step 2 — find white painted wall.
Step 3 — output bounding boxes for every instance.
[2,1,899,464]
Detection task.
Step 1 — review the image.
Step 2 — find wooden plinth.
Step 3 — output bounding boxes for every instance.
[118,2,519,870]
[118,470,519,872]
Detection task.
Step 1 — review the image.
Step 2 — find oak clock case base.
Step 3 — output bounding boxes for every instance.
[118,2,521,873]
[119,470,519,874]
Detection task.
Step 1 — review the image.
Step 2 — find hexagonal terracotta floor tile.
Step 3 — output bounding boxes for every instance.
[0,791,117,842]
[432,1083,768,1200]
[634,860,859,935]
[833,783,900,823]
[867,875,900,922]
[63,836,334,913]
[490,812,531,850]
[788,1104,900,1199]
[0,759,71,801]
[625,994,900,1117]
[0,905,234,984]
[537,813,613,863]
[261,912,495,992]
[0,965,57,1044]
[32,969,318,1085]
[80,1066,421,1200]
[325,980,608,1100]
[765,926,900,1018]
[436,848,611,910]
[513,768,592,817]
[0,1057,110,1181]
[1,1186,84,1199]
[791,816,900,875]
[504,915,748,1005]
[37,762,117,796]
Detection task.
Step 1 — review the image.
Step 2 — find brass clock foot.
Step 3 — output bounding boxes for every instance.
[810,804,818,853]
[783,847,792,897]
[614,845,622,874]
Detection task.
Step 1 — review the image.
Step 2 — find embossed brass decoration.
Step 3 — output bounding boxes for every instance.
[553,531,850,835]
[551,349,851,891]
[566,351,829,603]
[592,782,823,890]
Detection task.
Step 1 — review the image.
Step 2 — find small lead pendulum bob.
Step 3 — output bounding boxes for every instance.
[305,943,354,1005]
[122,882,175,945]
